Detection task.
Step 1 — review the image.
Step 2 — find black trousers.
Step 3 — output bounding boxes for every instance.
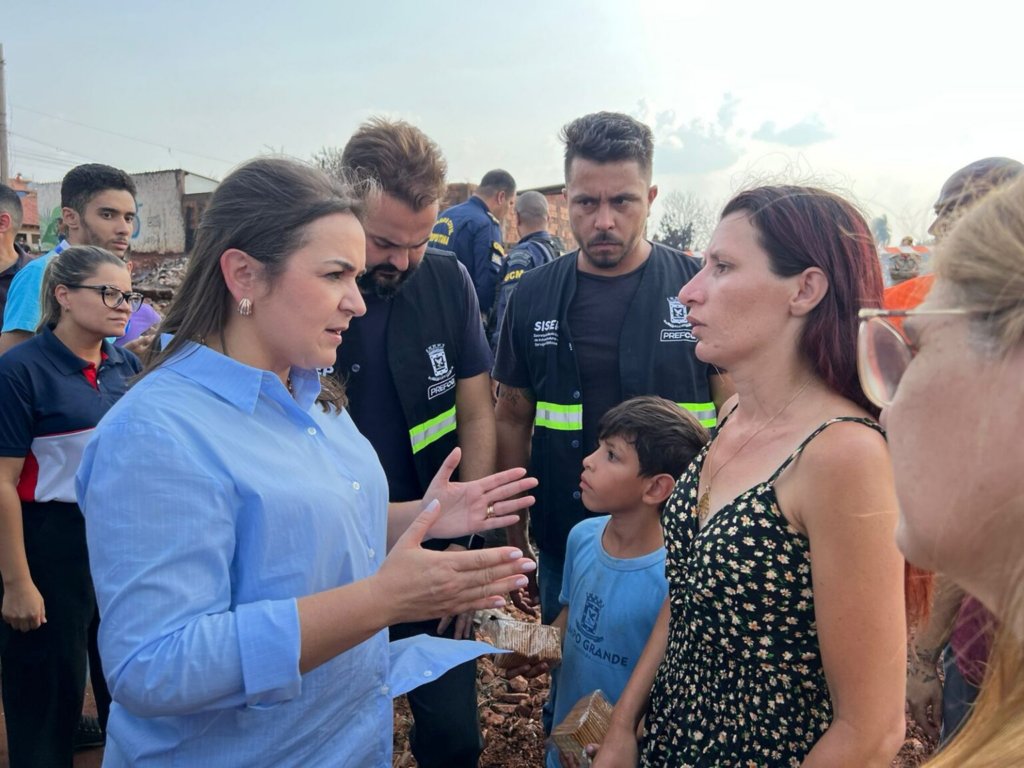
[389,617,484,768]
[0,502,111,768]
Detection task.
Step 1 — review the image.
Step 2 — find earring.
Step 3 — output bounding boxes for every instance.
[238,298,253,316]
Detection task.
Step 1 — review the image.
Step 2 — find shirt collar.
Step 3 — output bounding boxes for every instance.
[518,230,551,244]
[159,334,321,414]
[0,242,31,277]
[468,196,491,215]
[37,325,131,376]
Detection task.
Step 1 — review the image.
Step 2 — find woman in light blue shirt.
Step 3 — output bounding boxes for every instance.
[75,157,537,767]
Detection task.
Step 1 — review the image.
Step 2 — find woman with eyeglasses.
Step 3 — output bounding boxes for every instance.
[0,245,142,766]
[594,186,920,768]
[861,178,1024,767]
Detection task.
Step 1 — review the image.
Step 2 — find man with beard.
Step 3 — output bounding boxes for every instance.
[0,164,137,356]
[328,118,494,768]
[492,111,730,640]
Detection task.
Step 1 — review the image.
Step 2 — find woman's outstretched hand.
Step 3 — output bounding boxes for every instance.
[373,500,537,624]
[422,448,538,541]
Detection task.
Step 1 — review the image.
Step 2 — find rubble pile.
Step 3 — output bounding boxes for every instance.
[130,254,189,316]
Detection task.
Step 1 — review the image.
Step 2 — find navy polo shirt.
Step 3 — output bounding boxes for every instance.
[0,325,141,507]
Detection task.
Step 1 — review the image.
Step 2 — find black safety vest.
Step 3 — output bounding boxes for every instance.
[333,248,467,491]
[503,243,717,558]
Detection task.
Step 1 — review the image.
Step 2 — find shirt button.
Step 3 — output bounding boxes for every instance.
[571,440,580,448]
[572,391,580,399]
[380,684,389,696]
[352,481,361,491]
[423,670,433,678]
[307,427,317,436]
[572,491,581,500]
[368,548,376,559]
[351,364,361,372]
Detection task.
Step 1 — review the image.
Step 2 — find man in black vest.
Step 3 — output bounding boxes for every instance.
[329,118,495,768]
[493,111,731,630]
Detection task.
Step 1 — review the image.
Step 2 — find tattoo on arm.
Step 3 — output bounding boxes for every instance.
[499,385,535,408]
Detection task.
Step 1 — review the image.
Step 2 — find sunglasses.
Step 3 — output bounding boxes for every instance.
[65,284,145,313]
[857,308,971,408]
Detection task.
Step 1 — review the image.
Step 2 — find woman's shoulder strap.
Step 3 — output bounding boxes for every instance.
[768,417,884,485]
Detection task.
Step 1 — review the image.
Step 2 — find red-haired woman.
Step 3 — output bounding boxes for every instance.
[594,187,914,767]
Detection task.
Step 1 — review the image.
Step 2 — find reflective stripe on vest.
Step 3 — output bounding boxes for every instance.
[409,406,457,454]
[535,402,583,432]
[677,401,717,428]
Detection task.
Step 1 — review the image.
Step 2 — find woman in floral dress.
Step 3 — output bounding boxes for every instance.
[594,186,911,767]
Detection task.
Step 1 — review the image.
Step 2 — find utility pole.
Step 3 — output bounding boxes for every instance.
[0,43,8,184]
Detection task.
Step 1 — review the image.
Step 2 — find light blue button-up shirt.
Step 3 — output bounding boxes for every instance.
[76,340,500,767]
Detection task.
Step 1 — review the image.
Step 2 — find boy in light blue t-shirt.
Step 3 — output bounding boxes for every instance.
[505,396,709,767]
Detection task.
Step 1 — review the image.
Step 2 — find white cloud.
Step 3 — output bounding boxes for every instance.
[752,116,835,148]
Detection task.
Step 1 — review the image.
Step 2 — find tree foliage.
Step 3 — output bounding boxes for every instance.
[656,191,715,252]
[312,146,346,178]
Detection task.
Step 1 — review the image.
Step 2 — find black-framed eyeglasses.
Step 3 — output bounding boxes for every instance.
[857,308,971,408]
[65,284,144,313]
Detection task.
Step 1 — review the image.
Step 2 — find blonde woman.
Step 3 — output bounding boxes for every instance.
[859,177,1024,765]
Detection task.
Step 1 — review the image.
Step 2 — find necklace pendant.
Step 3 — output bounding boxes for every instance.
[697,488,711,521]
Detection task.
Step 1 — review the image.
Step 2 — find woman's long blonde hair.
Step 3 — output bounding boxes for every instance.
[925,177,1024,767]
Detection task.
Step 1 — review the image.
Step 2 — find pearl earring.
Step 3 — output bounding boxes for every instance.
[238,298,253,316]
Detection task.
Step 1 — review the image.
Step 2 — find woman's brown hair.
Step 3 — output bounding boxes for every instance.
[142,156,365,411]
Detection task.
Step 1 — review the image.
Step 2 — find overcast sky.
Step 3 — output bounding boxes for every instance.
[5,0,1021,239]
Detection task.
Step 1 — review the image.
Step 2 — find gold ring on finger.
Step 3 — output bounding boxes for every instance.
[486,505,496,519]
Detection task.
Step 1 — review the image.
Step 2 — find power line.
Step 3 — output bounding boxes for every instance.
[12,148,80,165]
[12,103,238,166]
[10,157,79,177]
[10,150,81,171]
[9,131,99,163]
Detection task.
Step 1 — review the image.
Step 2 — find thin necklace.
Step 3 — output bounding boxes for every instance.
[697,377,815,522]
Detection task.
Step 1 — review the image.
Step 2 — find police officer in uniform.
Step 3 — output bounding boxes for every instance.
[489,190,560,348]
[493,111,731,632]
[431,169,516,319]
[330,119,496,767]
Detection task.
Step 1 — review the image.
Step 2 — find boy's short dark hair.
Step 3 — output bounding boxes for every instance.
[61,164,137,213]
[560,112,655,184]
[597,396,709,481]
